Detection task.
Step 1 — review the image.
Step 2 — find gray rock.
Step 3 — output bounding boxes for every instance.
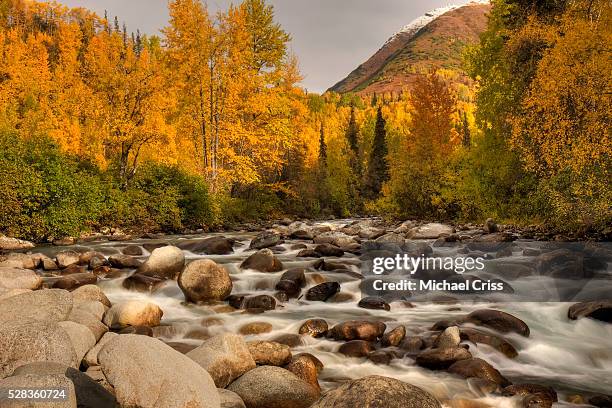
[0,320,78,378]
[0,289,73,324]
[177,237,234,255]
[465,309,530,337]
[187,333,256,388]
[568,300,612,323]
[0,267,42,290]
[58,321,97,365]
[138,245,185,279]
[219,389,246,408]
[310,375,441,408]
[409,223,454,239]
[108,255,142,269]
[56,251,81,268]
[250,231,283,250]
[179,259,233,302]
[0,373,77,407]
[0,235,35,251]
[227,366,319,408]
[313,231,357,248]
[98,335,220,408]
[240,249,283,272]
[102,300,163,329]
[435,326,461,349]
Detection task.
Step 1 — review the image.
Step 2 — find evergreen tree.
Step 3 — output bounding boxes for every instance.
[346,106,359,156]
[461,111,471,148]
[364,106,389,198]
[318,122,327,164]
[113,16,120,33]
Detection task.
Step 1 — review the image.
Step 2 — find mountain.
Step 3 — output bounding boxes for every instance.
[328,1,491,95]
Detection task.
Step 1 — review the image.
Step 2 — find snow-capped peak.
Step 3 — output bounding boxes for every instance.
[383,1,490,46]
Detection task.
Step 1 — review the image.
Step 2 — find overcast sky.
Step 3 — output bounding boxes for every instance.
[56,0,475,92]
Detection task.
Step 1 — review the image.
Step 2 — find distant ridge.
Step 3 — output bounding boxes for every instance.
[328,1,491,95]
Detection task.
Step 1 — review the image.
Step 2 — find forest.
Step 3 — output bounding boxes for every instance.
[0,0,609,241]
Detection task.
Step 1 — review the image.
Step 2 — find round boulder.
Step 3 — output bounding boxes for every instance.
[465,309,530,337]
[138,246,185,279]
[568,300,612,323]
[240,249,283,272]
[179,259,232,303]
[448,358,511,387]
[0,267,42,290]
[102,300,163,329]
[0,289,73,324]
[310,375,441,408]
[247,341,292,366]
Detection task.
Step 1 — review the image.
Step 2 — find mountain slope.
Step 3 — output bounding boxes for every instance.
[328,2,491,95]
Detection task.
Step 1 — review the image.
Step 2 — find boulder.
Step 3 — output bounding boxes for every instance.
[448,358,511,387]
[0,235,35,251]
[79,251,106,268]
[187,333,256,389]
[98,335,220,408]
[52,272,97,290]
[358,227,386,240]
[219,389,246,408]
[0,320,78,378]
[177,237,234,255]
[290,230,314,240]
[298,319,328,338]
[285,353,322,391]
[56,251,81,268]
[465,309,530,337]
[338,340,373,357]
[313,232,357,248]
[275,268,306,298]
[122,273,166,293]
[0,288,31,300]
[137,246,185,279]
[484,218,498,233]
[305,282,340,301]
[416,347,472,370]
[0,267,42,290]
[71,285,111,308]
[409,223,454,239]
[108,255,142,269]
[102,300,163,329]
[227,366,319,408]
[122,245,143,256]
[178,259,232,302]
[460,328,518,358]
[60,264,87,275]
[328,320,386,341]
[313,244,344,257]
[250,231,284,250]
[0,374,77,407]
[67,308,108,341]
[247,341,292,366]
[57,321,96,365]
[12,362,119,408]
[73,301,106,321]
[240,249,283,272]
[0,288,72,324]
[239,322,273,335]
[381,326,406,347]
[435,326,461,349]
[310,375,441,408]
[568,300,612,323]
[84,332,119,368]
[0,253,42,269]
[244,295,277,311]
[357,296,390,311]
[502,384,558,402]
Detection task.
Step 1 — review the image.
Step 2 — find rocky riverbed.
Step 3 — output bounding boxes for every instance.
[0,218,611,408]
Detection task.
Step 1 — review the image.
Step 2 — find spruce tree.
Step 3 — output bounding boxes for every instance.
[364,106,389,198]
[318,122,327,165]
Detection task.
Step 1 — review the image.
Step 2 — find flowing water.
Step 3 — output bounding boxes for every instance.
[38,219,612,406]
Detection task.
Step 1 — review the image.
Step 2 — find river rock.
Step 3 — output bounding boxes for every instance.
[137,245,185,279]
[484,218,498,233]
[275,268,306,298]
[0,288,72,324]
[71,285,111,308]
[240,249,283,272]
[0,287,30,300]
[43,258,60,270]
[299,319,328,337]
[219,389,246,408]
[338,340,373,357]
[122,245,143,256]
[465,309,530,337]
[0,320,78,378]
[589,395,612,407]
[227,365,319,408]
[0,267,42,290]
[409,223,454,239]
[84,332,119,368]
[296,249,321,258]
[314,243,344,257]
[502,384,558,402]
[53,272,97,290]
[285,353,322,391]
[73,301,106,321]
[290,230,314,240]
[0,373,77,407]
[98,334,220,408]
[102,300,163,329]
[60,264,87,275]
[108,254,142,269]
[313,231,357,248]
[250,231,284,250]
[400,336,425,353]
[243,294,276,311]
[0,253,40,269]
[358,296,390,311]
[416,347,472,370]
[178,259,232,302]
[67,308,108,341]
[12,362,119,408]
[436,326,461,349]
[306,282,340,301]
[568,300,612,323]
[177,237,234,255]
[239,322,273,335]
[0,235,34,251]
[79,251,107,267]
[310,375,441,408]
[460,328,518,358]
[448,358,510,387]
[381,326,406,347]
[57,251,81,268]
[122,273,166,293]
[58,321,97,365]
[328,320,386,341]
[247,341,292,366]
